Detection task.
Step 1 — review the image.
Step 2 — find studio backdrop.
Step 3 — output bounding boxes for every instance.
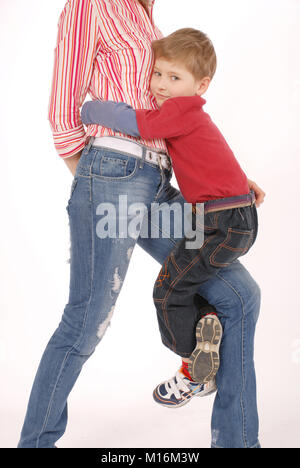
[0,0,299,448]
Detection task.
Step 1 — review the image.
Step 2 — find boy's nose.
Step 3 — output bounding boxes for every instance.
[158,80,167,90]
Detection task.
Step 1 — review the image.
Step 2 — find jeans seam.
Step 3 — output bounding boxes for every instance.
[209,229,253,268]
[148,220,178,247]
[36,349,73,447]
[149,192,182,247]
[250,441,260,448]
[73,199,95,352]
[215,271,248,448]
[170,252,182,272]
[36,200,95,447]
[154,169,165,202]
[241,304,248,447]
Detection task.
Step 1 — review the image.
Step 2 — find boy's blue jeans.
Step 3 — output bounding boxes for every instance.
[18,143,261,448]
[153,197,258,358]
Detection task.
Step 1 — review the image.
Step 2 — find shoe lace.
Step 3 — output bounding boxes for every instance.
[164,371,191,400]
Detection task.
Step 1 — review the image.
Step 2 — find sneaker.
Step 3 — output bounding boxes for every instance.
[188,314,223,384]
[153,368,217,408]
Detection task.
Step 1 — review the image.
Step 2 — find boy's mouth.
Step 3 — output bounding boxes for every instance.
[156,93,169,100]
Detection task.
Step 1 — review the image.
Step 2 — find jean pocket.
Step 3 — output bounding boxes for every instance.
[91,149,138,180]
[210,227,253,267]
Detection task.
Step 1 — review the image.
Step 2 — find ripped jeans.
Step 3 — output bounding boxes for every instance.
[18,141,261,448]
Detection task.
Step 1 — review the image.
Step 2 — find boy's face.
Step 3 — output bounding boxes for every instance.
[150,58,210,107]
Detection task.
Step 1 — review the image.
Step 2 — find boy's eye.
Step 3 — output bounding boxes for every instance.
[154,71,161,77]
[171,76,179,81]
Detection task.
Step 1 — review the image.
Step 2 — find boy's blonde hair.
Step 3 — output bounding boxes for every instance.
[152,28,217,80]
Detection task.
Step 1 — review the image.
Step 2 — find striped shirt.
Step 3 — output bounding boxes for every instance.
[48,0,167,158]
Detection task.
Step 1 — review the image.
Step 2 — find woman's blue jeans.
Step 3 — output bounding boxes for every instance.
[18,143,261,448]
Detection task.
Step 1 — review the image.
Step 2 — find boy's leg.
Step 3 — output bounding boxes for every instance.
[138,186,260,448]
[152,207,254,376]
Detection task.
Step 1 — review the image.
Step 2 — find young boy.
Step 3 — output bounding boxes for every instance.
[81,28,258,407]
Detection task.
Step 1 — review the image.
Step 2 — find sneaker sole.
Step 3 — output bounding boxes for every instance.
[188,315,223,384]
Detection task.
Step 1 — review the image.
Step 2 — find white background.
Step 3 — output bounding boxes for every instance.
[0,0,299,448]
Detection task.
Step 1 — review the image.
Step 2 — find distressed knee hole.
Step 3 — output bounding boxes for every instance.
[127,247,134,261]
[97,305,115,339]
[110,267,123,295]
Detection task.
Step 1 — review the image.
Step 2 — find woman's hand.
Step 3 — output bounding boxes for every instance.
[63,151,82,176]
[247,178,266,207]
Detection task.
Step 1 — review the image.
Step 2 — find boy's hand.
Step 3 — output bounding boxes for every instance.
[247,178,266,207]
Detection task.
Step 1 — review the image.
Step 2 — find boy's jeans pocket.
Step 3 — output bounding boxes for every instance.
[209,227,254,268]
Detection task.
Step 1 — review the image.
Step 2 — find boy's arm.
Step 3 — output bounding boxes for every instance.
[81,99,185,140]
[81,100,140,137]
[135,100,184,139]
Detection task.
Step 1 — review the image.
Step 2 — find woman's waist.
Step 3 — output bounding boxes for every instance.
[85,125,168,154]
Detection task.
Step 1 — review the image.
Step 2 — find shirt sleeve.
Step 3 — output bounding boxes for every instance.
[81,100,140,137]
[135,99,186,140]
[48,0,100,158]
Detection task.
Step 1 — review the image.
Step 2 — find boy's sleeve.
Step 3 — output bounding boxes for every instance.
[81,100,140,137]
[135,100,185,140]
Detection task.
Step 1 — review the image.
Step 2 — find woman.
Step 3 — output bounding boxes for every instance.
[18,0,264,448]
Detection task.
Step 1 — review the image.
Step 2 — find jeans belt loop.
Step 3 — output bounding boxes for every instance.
[86,136,95,152]
[139,146,146,169]
[156,155,166,199]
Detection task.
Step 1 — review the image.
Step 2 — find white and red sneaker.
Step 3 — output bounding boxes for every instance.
[153,367,216,408]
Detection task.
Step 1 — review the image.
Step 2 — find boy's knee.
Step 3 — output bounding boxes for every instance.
[197,265,261,322]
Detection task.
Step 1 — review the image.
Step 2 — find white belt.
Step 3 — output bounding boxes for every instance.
[91,136,172,171]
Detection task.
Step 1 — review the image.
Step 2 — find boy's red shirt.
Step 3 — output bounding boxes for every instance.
[135,95,249,203]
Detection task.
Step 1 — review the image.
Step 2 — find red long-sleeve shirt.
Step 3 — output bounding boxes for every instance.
[136,95,249,203]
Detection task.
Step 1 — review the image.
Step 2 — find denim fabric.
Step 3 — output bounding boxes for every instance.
[153,202,258,357]
[18,142,261,448]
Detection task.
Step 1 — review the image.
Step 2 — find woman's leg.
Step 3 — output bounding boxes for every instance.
[18,146,164,448]
[201,263,260,448]
[138,185,261,448]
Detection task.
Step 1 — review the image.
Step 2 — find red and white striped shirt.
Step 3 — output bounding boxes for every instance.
[48,0,167,158]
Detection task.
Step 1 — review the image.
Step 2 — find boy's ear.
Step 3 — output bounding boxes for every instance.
[196,76,211,96]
